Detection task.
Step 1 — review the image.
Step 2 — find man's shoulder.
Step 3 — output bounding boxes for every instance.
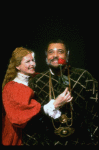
[29,70,49,88]
[35,70,49,78]
[70,67,97,81]
[71,67,87,74]
[29,70,49,82]
[71,67,90,76]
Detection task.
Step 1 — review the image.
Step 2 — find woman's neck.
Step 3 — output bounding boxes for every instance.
[13,72,30,86]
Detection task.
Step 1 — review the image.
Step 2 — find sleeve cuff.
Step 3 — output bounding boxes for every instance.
[43,99,61,119]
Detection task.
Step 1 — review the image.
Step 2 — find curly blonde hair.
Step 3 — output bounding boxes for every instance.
[2,47,33,90]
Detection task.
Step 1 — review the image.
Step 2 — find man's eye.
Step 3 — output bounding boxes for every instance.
[58,50,64,53]
[48,50,53,54]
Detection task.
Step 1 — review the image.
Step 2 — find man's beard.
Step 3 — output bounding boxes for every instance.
[47,58,59,69]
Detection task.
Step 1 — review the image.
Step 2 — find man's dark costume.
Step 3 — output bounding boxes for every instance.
[23,67,98,145]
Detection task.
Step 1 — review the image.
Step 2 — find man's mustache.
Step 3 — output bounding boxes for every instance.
[50,57,58,63]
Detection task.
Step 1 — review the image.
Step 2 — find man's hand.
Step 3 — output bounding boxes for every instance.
[53,87,73,108]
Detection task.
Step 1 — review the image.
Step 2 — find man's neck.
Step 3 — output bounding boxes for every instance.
[49,65,66,76]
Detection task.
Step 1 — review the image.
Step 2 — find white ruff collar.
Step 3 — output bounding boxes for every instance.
[49,69,54,75]
[13,72,30,86]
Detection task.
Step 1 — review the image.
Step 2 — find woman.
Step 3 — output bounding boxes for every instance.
[2,47,72,146]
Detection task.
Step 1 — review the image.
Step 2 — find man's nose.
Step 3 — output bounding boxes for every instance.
[54,51,59,58]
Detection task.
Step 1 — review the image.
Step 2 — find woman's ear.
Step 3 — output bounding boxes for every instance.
[16,66,20,70]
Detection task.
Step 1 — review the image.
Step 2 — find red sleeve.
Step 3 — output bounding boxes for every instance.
[2,81,41,128]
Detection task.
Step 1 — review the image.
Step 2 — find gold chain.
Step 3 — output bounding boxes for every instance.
[49,68,73,129]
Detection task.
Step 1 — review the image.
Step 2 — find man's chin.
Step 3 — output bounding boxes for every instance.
[52,65,59,68]
[48,64,59,68]
[48,63,66,71]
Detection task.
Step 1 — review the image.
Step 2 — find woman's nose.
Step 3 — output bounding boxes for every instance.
[31,61,35,66]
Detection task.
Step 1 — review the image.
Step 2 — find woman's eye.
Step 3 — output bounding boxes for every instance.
[26,60,30,63]
[32,59,35,62]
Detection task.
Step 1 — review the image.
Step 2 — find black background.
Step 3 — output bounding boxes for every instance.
[1,4,98,82]
[1,3,98,146]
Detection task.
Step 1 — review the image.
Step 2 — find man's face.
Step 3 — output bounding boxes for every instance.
[47,43,66,68]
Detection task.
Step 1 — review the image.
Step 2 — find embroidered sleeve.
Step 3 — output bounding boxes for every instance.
[85,72,98,140]
[85,76,98,103]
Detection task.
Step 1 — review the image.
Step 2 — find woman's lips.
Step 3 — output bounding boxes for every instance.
[29,67,35,70]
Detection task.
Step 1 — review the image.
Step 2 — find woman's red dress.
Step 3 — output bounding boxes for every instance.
[2,81,41,145]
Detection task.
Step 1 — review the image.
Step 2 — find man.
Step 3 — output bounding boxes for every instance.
[24,39,98,145]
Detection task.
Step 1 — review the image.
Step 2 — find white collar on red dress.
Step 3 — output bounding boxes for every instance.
[13,72,30,86]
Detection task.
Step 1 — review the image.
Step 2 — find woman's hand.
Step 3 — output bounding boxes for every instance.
[53,87,73,108]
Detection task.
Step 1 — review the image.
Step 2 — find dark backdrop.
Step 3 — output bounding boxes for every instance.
[2,16,98,81]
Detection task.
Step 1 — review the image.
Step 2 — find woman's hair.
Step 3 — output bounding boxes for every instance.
[2,47,33,90]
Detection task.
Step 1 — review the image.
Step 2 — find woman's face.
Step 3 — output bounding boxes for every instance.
[16,53,36,75]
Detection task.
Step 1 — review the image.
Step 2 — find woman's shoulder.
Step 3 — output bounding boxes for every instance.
[3,81,15,89]
[2,81,17,96]
[3,81,34,96]
[3,81,30,92]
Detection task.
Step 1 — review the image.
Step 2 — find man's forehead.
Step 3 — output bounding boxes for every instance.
[47,43,66,51]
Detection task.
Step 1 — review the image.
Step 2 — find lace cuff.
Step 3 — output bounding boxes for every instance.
[43,99,61,119]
